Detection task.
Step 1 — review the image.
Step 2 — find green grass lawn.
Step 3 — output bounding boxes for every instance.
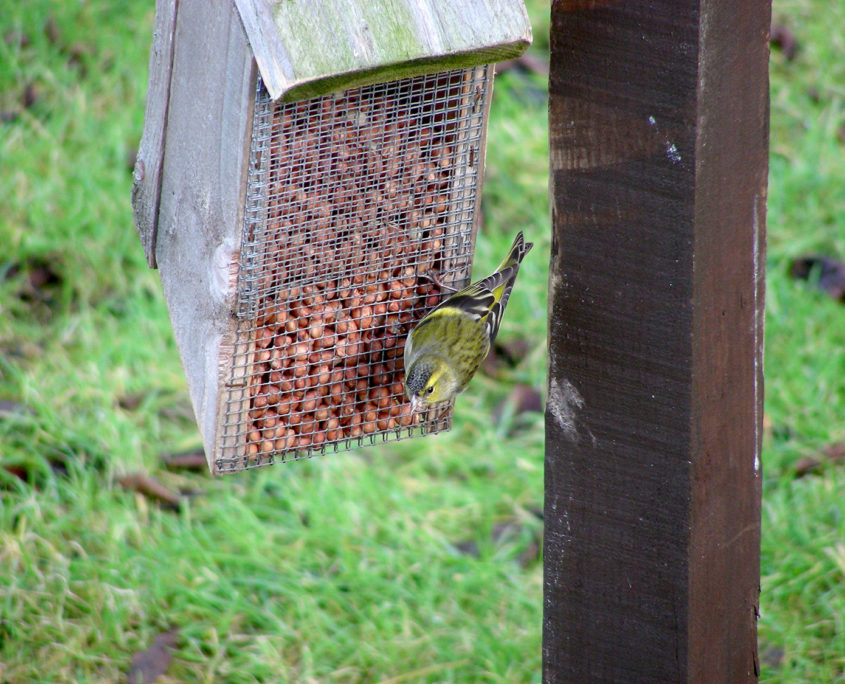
[1,0,843,682]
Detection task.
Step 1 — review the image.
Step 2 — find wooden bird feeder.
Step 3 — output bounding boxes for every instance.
[131,0,531,474]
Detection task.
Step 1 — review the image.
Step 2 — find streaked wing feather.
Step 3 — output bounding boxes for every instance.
[413,232,533,352]
[431,291,495,319]
[429,264,520,342]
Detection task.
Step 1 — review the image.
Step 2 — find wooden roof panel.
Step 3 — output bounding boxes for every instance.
[234,0,531,100]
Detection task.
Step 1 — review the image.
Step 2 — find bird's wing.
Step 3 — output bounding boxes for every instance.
[416,232,533,345]
[428,263,519,343]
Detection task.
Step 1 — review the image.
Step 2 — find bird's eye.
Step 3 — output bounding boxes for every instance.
[426,386,435,395]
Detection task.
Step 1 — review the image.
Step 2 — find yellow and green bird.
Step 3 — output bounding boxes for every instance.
[404,231,533,412]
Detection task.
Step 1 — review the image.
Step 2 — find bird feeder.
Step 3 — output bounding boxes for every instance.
[131,0,532,474]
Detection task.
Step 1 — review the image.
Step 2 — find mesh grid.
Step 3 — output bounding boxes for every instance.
[217,65,492,472]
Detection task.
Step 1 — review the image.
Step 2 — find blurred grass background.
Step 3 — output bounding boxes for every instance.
[0,0,842,681]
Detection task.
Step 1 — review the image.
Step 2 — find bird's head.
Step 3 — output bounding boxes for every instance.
[404,355,458,412]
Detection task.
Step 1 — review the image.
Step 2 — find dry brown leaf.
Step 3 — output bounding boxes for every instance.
[161,448,207,471]
[128,629,179,684]
[117,472,181,509]
[790,255,845,302]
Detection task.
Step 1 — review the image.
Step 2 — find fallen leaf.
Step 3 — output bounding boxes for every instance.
[793,457,821,478]
[493,384,543,431]
[0,400,35,418]
[2,464,29,481]
[760,644,785,670]
[128,629,179,684]
[822,442,845,462]
[789,255,845,302]
[2,456,68,483]
[21,82,39,109]
[498,384,542,418]
[517,538,541,568]
[492,520,523,543]
[482,337,531,376]
[0,341,42,361]
[117,392,146,411]
[770,24,798,61]
[161,448,207,471]
[28,262,60,291]
[492,518,543,568]
[160,399,197,423]
[793,442,845,478]
[65,42,93,74]
[0,402,69,482]
[43,15,60,45]
[118,472,181,509]
[4,31,31,49]
[452,539,480,558]
[3,256,64,304]
[495,337,531,366]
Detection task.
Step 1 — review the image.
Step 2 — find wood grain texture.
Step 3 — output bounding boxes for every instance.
[688,3,769,679]
[131,0,179,269]
[235,0,532,100]
[545,0,769,681]
[154,0,256,473]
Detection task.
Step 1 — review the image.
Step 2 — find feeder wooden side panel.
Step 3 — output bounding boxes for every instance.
[235,0,532,101]
[131,0,178,269]
[154,0,257,472]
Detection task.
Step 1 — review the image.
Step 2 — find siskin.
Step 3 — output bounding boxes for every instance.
[404,231,533,412]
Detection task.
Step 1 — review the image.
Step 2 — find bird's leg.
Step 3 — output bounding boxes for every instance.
[419,264,468,294]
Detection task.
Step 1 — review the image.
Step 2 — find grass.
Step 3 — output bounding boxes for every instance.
[760,2,845,680]
[0,0,843,682]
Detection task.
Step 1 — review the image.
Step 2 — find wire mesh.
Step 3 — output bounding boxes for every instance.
[217,65,493,472]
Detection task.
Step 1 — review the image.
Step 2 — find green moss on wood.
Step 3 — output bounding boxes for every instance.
[256,0,531,101]
[278,43,529,102]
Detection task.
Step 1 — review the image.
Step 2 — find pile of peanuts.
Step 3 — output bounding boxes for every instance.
[238,72,476,460]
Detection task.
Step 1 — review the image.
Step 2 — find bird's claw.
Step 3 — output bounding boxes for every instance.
[419,269,459,293]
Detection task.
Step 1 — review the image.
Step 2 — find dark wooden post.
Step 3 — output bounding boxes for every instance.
[544,2,769,682]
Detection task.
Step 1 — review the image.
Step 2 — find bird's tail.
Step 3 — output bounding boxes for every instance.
[479,231,533,342]
[496,230,534,272]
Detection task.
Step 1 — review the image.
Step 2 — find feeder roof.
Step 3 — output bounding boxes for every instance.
[234,0,532,101]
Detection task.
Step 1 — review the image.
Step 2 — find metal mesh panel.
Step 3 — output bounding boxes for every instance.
[217,65,492,472]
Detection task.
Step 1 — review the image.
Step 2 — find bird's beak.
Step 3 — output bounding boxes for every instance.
[409,395,423,414]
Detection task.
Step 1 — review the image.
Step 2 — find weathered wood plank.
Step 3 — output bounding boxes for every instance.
[545,1,769,682]
[155,0,257,473]
[235,0,532,100]
[131,0,179,269]
[688,4,769,679]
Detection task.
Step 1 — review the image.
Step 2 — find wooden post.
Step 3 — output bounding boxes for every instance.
[544,1,769,682]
